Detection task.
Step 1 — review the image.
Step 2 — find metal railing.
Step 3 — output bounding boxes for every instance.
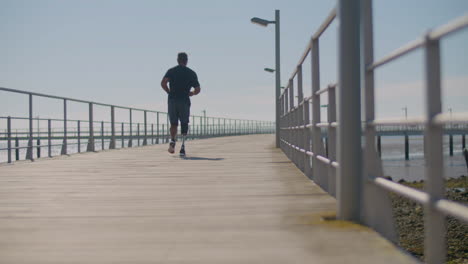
[278,1,468,263]
[0,87,274,163]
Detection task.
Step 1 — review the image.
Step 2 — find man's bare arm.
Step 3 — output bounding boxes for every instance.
[161,77,170,94]
[189,86,201,96]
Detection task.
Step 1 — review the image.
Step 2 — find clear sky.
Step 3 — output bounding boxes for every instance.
[1,0,467,124]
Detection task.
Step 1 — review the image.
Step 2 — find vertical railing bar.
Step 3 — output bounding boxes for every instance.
[192,115,196,140]
[15,135,19,161]
[166,114,169,143]
[7,116,12,163]
[424,35,445,264]
[101,121,104,150]
[78,120,81,153]
[311,38,325,188]
[61,99,67,155]
[26,94,34,161]
[298,65,304,171]
[48,119,52,158]
[156,112,160,144]
[328,87,337,197]
[87,103,95,152]
[137,123,140,146]
[110,106,116,149]
[337,0,362,221]
[128,109,133,147]
[143,110,148,146]
[121,122,124,148]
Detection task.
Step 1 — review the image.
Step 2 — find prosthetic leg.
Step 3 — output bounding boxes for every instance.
[180,123,188,156]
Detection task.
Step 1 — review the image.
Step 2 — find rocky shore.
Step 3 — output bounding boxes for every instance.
[388,175,468,263]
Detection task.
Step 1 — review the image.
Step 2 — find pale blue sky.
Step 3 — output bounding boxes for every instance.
[1,0,467,123]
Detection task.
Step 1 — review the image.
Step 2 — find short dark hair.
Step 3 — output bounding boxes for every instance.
[177,52,188,63]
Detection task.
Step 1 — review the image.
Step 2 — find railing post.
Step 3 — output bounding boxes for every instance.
[101,121,104,150]
[7,116,12,163]
[26,94,34,161]
[328,87,337,196]
[151,123,154,144]
[61,99,67,155]
[303,99,311,177]
[377,135,381,157]
[78,120,81,153]
[311,39,327,189]
[48,119,52,158]
[234,120,237,135]
[128,109,133,147]
[86,103,95,152]
[192,115,196,139]
[110,106,116,149]
[287,88,292,159]
[15,136,19,161]
[156,112,160,144]
[280,95,283,149]
[143,111,148,146]
[200,116,203,137]
[405,134,409,160]
[424,35,445,264]
[137,123,140,146]
[337,0,362,221]
[297,65,304,171]
[37,124,41,158]
[449,134,453,156]
[121,123,124,148]
[285,88,289,157]
[166,114,170,143]
[289,79,296,165]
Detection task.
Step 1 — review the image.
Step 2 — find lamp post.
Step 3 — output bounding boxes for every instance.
[251,10,280,148]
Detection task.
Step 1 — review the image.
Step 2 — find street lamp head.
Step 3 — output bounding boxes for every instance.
[264,68,275,73]
[251,17,273,27]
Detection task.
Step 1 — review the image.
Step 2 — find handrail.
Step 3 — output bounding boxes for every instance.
[368,14,468,70]
[0,87,158,113]
[1,87,275,163]
[282,7,337,96]
[278,2,468,263]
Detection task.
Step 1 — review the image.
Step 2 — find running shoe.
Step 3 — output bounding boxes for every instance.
[179,145,186,157]
[168,140,175,154]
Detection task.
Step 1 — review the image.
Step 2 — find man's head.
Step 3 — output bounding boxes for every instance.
[177,52,188,66]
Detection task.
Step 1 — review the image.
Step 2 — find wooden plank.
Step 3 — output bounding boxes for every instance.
[0,135,416,263]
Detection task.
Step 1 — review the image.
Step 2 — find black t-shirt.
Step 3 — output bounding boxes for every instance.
[164,65,200,101]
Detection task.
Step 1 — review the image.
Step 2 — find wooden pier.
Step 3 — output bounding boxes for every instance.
[0,135,416,263]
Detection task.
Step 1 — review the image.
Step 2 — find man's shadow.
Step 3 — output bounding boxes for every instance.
[180,156,224,161]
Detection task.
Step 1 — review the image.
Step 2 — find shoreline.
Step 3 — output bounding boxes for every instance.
[388,175,468,263]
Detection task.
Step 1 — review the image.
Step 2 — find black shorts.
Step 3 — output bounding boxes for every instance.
[168,98,190,125]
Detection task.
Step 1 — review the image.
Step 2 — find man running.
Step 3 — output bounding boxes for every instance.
[161,52,201,156]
